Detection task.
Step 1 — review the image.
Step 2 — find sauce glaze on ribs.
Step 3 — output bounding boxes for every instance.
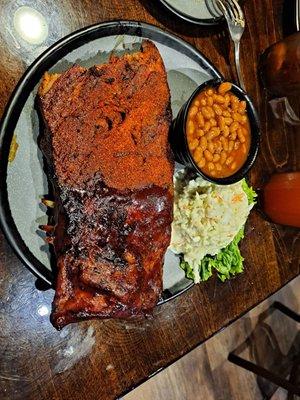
[38,40,174,329]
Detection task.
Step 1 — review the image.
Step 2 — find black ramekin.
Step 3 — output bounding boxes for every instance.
[170,78,260,185]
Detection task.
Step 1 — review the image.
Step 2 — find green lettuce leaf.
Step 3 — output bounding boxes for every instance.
[200,228,244,282]
[241,178,257,205]
[180,180,256,283]
[180,228,244,282]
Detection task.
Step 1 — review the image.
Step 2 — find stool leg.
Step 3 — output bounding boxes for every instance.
[273,302,300,323]
[228,352,300,396]
[288,354,300,400]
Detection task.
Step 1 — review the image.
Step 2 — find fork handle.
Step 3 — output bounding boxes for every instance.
[234,40,245,90]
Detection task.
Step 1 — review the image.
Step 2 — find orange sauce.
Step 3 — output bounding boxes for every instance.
[263,172,300,227]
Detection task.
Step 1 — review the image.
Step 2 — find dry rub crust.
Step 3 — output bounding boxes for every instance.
[38,40,174,329]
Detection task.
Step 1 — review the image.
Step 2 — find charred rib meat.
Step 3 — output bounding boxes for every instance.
[38,40,174,329]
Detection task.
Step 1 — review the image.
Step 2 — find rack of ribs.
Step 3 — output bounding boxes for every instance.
[37,40,174,329]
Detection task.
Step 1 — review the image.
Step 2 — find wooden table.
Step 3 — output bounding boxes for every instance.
[0,1,299,399]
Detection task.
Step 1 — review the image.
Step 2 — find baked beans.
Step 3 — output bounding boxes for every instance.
[186,82,251,178]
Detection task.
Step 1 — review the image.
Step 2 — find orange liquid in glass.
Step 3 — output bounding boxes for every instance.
[263,172,300,228]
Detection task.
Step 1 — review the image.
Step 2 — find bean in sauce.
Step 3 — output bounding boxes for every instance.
[186,82,251,178]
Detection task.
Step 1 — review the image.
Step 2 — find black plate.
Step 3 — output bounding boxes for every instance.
[158,0,223,26]
[0,20,222,302]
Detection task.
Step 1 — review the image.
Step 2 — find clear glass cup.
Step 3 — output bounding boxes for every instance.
[262,172,300,228]
[259,32,300,125]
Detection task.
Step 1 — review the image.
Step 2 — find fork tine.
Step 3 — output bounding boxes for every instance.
[216,0,245,28]
[223,0,236,20]
[231,0,244,19]
[224,0,238,19]
[226,0,244,20]
[215,0,230,18]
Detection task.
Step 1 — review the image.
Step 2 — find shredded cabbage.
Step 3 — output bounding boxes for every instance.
[174,176,256,283]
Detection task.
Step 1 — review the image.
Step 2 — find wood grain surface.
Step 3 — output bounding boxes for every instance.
[0,1,299,399]
[125,276,300,400]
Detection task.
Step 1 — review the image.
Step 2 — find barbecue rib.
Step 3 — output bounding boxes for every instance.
[38,40,174,329]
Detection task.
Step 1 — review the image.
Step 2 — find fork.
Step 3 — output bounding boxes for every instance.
[216,0,246,90]
[296,0,300,31]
